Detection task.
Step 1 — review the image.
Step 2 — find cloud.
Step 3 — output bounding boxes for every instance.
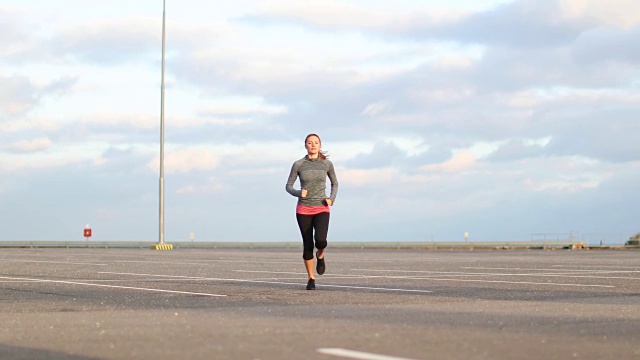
[344,141,407,169]
[245,0,591,49]
[3,137,52,153]
[243,1,468,32]
[200,102,288,117]
[361,102,391,117]
[1,0,639,243]
[246,0,640,50]
[559,0,640,28]
[0,74,79,120]
[430,0,590,48]
[0,6,177,67]
[571,25,640,65]
[42,76,79,96]
[148,147,221,174]
[487,139,546,161]
[0,74,38,117]
[51,19,160,64]
[340,167,397,187]
[0,7,38,62]
[343,139,452,171]
[95,146,154,175]
[175,177,225,195]
[421,150,477,173]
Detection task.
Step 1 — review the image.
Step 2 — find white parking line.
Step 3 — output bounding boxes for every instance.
[552,265,640,269]
[318,283,432,293]
[346,269,614,288]
[0,260,107,266]
[350,268,639,281]
[464,266,640,273]
[241,269,591,278]
[100,272,433,293]
[110,259,299,265]
[0,275,226,297]
[240,269,614,288]
[317,348,418,360]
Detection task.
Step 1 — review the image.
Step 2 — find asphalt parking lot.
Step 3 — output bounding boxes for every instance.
[1,247,638,360]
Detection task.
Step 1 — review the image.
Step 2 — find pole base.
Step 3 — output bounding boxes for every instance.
[151,244,173,250]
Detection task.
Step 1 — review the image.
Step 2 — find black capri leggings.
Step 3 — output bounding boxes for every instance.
[296,212,330,260]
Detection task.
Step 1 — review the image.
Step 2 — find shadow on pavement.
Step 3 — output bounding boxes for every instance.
[0,343,101,360]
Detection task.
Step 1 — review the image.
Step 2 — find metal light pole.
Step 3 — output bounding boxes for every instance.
[158,0,166,245]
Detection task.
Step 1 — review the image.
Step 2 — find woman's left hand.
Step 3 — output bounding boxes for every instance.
[326,199,333,206]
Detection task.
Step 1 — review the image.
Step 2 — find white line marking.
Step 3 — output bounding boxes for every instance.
[0,276,226,297]
[551,265,640,269]
[242,270,614,288]
[463,266,640,273]
[111,259,298,265]
[317,348,418,360]
[1,260,107,266]
[234,270,316,275]
[344,269,615,288]
[395,277,613,287]
[350,269,638,281]
[319,283,432,293]
[100,272,433,293]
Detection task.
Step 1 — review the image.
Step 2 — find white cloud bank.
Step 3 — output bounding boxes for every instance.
[0,0,638,244]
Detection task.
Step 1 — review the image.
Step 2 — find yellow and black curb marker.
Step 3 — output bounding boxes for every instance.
[151,244,173,250]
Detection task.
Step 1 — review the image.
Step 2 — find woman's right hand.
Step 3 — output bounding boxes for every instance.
[301,189,307,198]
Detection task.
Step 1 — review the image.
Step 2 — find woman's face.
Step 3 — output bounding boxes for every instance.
[305,136,321,157]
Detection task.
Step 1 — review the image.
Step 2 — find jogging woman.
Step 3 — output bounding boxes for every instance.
[285,134,339,290]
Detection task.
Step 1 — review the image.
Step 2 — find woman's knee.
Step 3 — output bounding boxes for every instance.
[302,248,314,260]
[315,237,327,250]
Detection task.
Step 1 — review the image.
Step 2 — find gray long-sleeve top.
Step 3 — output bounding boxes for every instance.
[285,156,339,206]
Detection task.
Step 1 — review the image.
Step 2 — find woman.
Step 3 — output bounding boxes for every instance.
[286,133,339,290]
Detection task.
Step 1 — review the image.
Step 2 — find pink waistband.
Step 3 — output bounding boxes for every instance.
[296,204,330,215]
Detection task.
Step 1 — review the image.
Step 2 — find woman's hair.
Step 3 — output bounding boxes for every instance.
[305,133,328,160]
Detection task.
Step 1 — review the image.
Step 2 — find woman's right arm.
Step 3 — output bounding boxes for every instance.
[285,162,302,197]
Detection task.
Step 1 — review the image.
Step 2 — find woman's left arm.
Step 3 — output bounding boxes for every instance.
[326,161,339,205]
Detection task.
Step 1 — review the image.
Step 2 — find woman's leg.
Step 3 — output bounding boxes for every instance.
[313,212,330,253]
[296,214,315,281]
[313,212,330,274]
[304,258,315,279]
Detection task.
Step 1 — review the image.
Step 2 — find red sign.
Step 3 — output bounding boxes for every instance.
[84,228,92,238]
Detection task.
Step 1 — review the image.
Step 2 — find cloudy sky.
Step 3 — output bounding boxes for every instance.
[1,0,639,244]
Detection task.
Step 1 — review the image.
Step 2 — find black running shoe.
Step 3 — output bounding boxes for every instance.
[316,252,326,275]
[306,278,316,290]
